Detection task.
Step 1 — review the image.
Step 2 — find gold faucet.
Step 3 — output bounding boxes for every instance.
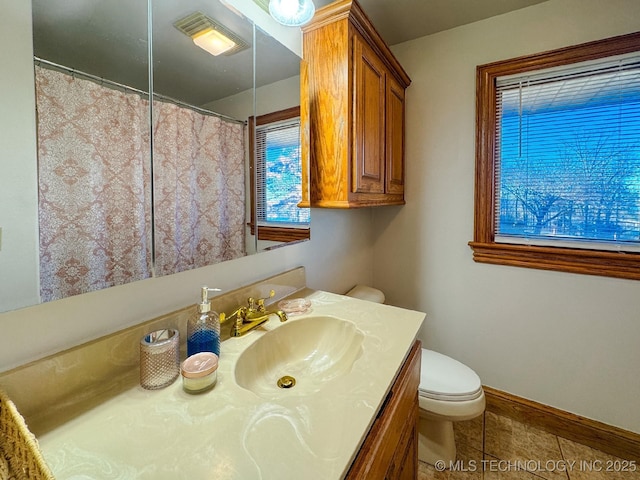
[220,290,288,337]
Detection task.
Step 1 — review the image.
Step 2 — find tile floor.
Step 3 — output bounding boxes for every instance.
[418,411,640,480]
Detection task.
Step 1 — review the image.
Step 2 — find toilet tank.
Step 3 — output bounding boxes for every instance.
[345,285,385,304]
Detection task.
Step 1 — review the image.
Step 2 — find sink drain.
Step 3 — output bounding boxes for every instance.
[277,375,296,389]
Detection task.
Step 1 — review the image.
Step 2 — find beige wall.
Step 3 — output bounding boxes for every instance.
[0,0,40,310]
[373,0,640,433]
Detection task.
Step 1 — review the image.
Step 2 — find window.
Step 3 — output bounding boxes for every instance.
[470,32,640,280]
[249,106,310,242]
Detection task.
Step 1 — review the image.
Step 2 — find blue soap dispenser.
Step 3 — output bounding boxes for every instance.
[187,286,221,357]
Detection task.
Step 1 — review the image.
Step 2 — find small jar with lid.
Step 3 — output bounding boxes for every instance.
[181,352,218,394]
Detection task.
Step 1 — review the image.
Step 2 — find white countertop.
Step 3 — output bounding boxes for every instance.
[39,290,425,479]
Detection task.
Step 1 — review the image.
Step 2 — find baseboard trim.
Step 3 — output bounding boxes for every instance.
[483,386,640,462]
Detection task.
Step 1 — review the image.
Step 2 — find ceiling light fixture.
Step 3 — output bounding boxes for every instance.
[174,12,249,57]
[192,28,236,56]
[268,0,315,27]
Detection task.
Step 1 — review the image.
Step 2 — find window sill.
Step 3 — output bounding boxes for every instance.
[257,226,310,243]
[468,242,640,280]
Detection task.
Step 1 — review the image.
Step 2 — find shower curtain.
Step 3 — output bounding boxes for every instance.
[36,66,152,302]
[152,101,246,276]
[35,65,246,301]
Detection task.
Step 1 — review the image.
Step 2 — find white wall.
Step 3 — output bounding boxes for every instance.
[0,0,40,310]
[206,75,300,118]
[373,0,640,433]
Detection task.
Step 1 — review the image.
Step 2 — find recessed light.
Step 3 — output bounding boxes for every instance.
[192,28,236,56]
[174,12,249,57]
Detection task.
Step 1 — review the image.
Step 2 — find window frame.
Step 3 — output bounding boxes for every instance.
[248,106,310,243]
[470,32,640,280]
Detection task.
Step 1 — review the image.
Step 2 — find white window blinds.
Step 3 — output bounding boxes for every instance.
[495,54,640,251]
[255,117,310,226]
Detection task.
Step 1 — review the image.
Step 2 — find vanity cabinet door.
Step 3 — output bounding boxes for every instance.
[345,340,421,480]
[386,410,418,480]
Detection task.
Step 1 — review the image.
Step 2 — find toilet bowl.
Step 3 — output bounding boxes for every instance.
[345,285,486,466]
[418,349,485,465]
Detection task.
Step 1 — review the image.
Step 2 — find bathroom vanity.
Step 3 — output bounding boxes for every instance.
[0,269,425,479]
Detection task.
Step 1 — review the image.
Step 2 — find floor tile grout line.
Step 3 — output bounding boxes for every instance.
[556,434,572,480]
[482,411,486,480]
[461,412,640,480]
[482,410,486,454]
[484,411,576,480]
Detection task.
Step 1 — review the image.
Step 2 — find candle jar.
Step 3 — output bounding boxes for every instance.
[181,352,219,394]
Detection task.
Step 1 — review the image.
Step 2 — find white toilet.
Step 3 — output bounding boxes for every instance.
[345,285,485,466]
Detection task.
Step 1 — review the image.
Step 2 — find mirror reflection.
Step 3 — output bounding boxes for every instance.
[151,2,253,276]
[32,0,152,302]
[254,26,309,250]
[0,0,305,314]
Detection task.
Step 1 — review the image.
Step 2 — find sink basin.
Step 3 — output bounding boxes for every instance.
[234,315,364,397]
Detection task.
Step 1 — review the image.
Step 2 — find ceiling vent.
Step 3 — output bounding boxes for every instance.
[174,12,249,56]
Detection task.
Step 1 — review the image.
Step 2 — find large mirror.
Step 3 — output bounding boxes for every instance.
[0,0,305,314]
[151,1,255,277]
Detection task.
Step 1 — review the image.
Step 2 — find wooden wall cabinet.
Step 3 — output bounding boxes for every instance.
[300,0,411,208]
[345,341,421,479]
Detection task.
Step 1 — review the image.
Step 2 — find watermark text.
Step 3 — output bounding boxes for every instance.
[433,459,637,473]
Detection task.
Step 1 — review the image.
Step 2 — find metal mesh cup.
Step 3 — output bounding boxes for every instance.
[140,329,180,390]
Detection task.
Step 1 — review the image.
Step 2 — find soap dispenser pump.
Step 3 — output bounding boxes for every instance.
[187,286,221,358]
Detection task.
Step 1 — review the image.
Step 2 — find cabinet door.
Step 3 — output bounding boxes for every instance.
[385,74,405,195]
[386,408,418,479]
[353,33,386,195]
[345,341,421,479]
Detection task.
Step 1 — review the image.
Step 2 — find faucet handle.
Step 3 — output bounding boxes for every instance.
[249,290,275,313]
[246,296,259,311]
[220,305,249,325]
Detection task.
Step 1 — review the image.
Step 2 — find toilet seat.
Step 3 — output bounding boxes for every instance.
[419,349,483,402]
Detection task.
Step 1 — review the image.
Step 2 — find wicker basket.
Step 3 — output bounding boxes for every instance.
[0,390,55,480]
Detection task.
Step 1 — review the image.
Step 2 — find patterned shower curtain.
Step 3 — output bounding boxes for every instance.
[152,101,246,276]
[35,66,152,302]
[35,66,246,301]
